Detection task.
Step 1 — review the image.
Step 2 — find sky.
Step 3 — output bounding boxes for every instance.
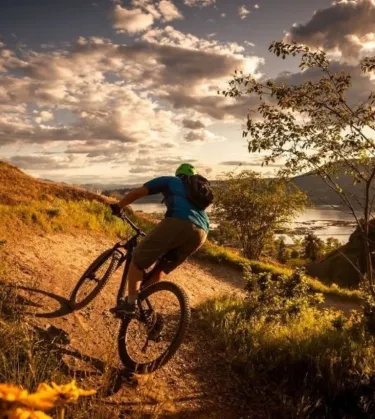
[0,0,374,185]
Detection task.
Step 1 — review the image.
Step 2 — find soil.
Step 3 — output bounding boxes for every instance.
[0,230,360,418]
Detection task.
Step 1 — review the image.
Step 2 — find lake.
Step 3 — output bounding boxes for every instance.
[131,203,357,244]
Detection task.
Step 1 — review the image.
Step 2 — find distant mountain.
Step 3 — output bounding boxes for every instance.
[76,168,372,208]
[293,171,370,207]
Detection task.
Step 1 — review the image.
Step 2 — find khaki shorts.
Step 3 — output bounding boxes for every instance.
[132,218,207,273]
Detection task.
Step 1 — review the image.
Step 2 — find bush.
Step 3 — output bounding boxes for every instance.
[197,241,362,302]
[200,269,375,418]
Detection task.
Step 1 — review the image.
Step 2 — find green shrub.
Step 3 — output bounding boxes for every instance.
[200,271,375,418]
[198,241,362,302]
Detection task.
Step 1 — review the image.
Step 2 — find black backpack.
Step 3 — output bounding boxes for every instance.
[183,174,214,210]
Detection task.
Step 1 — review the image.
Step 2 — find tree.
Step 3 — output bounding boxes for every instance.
[277,237,288,263]
[213,170,306,260]
[223,41,375,295]
[304,233,324,262]
[325,237,341,255]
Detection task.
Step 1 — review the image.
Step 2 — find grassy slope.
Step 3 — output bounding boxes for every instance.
[0,161,361,302]
[0,161,109,206]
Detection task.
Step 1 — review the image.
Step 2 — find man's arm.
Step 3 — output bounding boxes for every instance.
[118,186,149,209]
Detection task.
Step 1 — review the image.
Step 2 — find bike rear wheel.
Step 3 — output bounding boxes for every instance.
[69,249,121,311]
[118,281,191,374]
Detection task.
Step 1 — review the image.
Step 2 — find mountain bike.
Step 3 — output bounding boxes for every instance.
[69,213,191,374]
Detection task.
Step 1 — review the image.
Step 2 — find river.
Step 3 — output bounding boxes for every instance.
[131,203,358,244]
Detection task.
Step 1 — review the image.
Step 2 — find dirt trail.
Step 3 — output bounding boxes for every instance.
[3,231,248,418]
[2,231,360,418]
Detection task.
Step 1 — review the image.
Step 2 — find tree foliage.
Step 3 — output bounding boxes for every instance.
[276,236,288,263]
[304,232,325,262]
[213,170,306,260]
[223,41,375,293]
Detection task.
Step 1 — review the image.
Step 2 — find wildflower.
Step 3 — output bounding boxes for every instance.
[0,380,96,419]
[3,407,52,419]
[0,384,28,403]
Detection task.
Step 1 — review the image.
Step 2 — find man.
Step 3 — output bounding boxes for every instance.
[110,163,210,315]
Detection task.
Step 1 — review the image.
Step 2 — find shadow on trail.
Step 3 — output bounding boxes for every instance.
[11,283,73,318]
[30,323,137,396]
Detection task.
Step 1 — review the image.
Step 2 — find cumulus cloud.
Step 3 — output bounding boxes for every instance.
[287,0,375,60]
[111,5,154,34]
[34,110,54,124]
[182,118,206,129]
[184,129,225,143]
[0,26,264,178]
[183,0,216,7]
[110,1,183,34]
[158,0,183,22]
[239,5,250,19]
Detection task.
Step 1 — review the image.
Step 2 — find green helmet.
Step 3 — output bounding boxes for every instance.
[175,163,197,177]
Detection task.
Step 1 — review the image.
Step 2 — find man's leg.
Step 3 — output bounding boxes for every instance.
[126,260,144,304]
[146,266,165,286]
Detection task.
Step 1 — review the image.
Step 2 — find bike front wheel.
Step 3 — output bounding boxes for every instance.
[69,249,121,311]
[118,281,191,374]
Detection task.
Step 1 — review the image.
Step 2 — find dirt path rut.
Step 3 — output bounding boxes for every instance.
[3,232,248,418]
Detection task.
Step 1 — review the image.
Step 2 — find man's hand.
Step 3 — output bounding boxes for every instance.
[110,203,122,217]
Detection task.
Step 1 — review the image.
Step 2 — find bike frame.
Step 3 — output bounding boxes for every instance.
[111,214,163,305]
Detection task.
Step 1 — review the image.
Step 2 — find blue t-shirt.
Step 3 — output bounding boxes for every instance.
[144,176,210,233]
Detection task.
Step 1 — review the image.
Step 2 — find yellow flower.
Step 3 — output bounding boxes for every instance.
[0,384,28,403]
[3,407,52,419]
[0,380,96,413]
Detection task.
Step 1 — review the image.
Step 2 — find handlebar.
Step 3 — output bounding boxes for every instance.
[120,211,146,237]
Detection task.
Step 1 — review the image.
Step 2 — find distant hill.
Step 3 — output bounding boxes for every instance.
[292,172,367,207]
[99,173,368,208]
[0,161,109,206]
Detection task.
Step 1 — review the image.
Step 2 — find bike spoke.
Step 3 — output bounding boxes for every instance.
[124,289,182,368]
[74,258,112,303]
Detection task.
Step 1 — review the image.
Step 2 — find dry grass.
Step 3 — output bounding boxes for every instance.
[0,161,109,206]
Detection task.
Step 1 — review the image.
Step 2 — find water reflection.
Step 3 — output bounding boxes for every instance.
[131,203,358,244]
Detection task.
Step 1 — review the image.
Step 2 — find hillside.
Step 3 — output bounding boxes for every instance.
[0,161,110,206]
[0,162,365,418]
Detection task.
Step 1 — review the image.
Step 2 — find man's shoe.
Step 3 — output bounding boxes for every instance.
[110,298,137,318]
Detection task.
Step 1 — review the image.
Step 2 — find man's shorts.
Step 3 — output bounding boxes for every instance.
[132,218,207,274]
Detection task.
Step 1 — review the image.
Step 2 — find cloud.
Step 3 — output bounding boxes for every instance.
[184,129,225,143]
[275,61,374,107]
[0,29,264,178]
[245,41,255,47]
[183,0,216,7]
[110,1,183,34]
[9,154,78,170]
[34,110,54,124]
[220,160,253,166]
[239,5,250,20]
[182,118,206,129]
[287,0,375,60]
[158,0,183,22]
[220,160,284,167]
[111,5,154,34]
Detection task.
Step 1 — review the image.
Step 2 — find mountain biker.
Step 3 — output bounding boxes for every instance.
[110,163,211,315]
